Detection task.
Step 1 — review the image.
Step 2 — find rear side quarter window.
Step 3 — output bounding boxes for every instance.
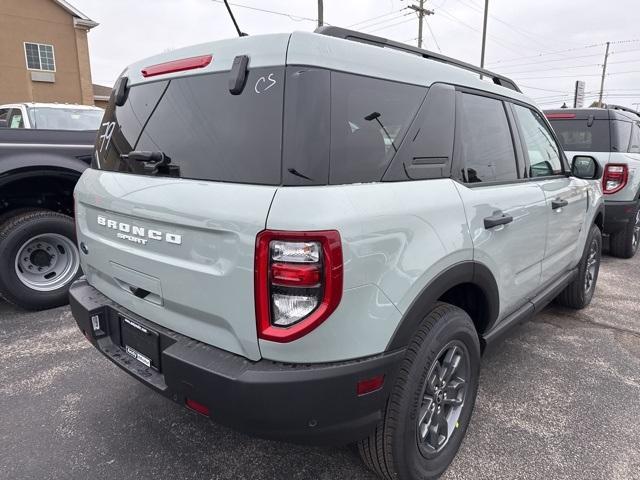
[329,73,426,185]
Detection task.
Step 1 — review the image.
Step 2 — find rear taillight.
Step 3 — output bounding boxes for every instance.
[603,164,628,194]
[255,230,343,342]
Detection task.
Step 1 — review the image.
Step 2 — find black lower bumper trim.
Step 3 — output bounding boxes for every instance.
[69,278,404,445]
[604,200,637,234]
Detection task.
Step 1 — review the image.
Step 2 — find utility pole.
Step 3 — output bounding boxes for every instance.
[409,1,434,49]
[598,42,610,107]
[480,0,489,68]
[317,0,323,27]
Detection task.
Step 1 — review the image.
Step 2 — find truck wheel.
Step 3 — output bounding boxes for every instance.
[0,210,81,311]
[358,303,480,480]
[609,207,640,259]
[556,224,602,309]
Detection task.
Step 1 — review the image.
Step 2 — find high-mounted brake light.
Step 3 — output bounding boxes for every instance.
[141,54,213,78]
[603,164,628,194]
[545,113,576,119]
[255,230,343,342]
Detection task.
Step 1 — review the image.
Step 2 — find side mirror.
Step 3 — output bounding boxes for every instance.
[572,155,599,180]
[0,119,7,128]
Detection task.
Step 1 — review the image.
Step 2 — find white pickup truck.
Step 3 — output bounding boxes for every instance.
[0,103,103,130]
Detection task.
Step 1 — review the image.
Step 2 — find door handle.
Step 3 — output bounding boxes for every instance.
[484,213,514,229]
[552,199,568,209]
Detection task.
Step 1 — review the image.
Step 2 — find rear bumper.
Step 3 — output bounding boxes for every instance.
[69,278,404,445]
[604,200,637,234]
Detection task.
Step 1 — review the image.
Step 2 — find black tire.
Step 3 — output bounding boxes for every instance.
[358,303,481,480]
[609,204,640,259]
[556,224,602,309]
[0,210,81,311]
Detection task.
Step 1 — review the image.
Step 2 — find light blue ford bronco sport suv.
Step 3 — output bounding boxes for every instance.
[70,27,604,480]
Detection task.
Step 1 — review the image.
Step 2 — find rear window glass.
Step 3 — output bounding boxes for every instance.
[95,67,284,185]
[549,119,610,152]
[329,73,426,184]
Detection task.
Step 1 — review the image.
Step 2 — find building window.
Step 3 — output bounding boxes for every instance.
[24,43,56,71]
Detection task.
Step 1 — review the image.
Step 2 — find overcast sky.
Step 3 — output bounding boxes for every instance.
[74,0,640,110]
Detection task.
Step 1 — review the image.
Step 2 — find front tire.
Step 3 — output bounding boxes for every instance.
[358,303,480,480]
[556,224,602,309]
[0,210,81,311]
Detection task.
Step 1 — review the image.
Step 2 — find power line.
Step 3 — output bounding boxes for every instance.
[500,57,640,76]
[211,0,320,24]
[495,49,640,71]
[488,40,640,67]
[457,0,582,50]
[425,18,442,52]
[365,16,415,34]
[511,69,640,80]
[347,9,403,28]
[519,84,569,93]
[359,12,411,32]
[435,8,520,56]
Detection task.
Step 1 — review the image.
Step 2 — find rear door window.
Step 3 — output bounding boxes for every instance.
[456,93,518,183]
[329,73,426,184]
[549,119,610,152]
[95,67,284,185]
[513,105,563,177]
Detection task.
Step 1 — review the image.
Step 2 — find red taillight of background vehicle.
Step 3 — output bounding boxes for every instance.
[255,230,343,343]
[141,54,213,78]
[602,164,628,194]
[545,113,576,119]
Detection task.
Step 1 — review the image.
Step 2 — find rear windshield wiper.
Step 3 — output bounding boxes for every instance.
[120,151,177,176]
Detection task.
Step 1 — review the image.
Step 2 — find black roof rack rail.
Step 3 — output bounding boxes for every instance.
[606,104,640,118]
[314,26,521,93]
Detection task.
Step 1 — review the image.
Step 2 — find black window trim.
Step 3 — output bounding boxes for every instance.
[451,88,523,187]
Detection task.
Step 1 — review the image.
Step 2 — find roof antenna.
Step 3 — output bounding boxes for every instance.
[222,0,248,37]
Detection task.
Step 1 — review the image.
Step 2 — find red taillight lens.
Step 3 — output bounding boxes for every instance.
[271,263,321,287]
[141,54,213,78]
[603,164,628,194]
[255,230,343,343]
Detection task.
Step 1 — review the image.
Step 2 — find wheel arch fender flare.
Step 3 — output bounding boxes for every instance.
[385,261,500,351]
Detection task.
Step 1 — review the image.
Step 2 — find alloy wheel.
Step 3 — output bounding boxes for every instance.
[632,210,640,251]
[584,238,599,293]
[416,342,470,456]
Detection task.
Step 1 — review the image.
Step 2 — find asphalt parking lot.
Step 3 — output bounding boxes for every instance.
[1,250,639,480]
